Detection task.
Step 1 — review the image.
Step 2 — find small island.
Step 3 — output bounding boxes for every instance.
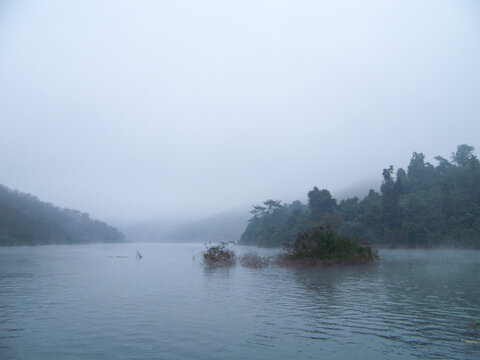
[276,226,377,266]
[202,227,377,267]
[202,241,236,266]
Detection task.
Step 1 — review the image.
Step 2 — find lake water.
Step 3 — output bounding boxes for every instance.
[1,243,479,359]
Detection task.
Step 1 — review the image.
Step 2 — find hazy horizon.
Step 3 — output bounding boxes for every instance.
[1,0,479,225]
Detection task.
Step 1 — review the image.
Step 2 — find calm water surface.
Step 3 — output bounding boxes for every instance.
[1,243,479,359]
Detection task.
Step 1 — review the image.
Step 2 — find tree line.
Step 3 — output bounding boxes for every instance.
[239,144,480,248]
[0,185,125,245]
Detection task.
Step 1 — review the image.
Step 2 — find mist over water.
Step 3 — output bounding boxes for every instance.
[1,1,480,359]
[1,244,479,360]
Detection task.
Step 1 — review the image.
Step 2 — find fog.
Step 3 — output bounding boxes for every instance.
[1,0,479,225]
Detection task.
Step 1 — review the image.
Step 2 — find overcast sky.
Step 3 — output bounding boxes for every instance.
[1,0,479,224]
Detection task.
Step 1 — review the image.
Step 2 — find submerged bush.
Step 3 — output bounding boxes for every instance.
[276,226,378,266]
[239,253,270,268]
[202,241,236,266]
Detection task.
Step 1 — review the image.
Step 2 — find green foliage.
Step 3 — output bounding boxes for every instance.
[278,226,377,264]
[0,185,125,245]
[240,200,312,246]
[452,144,476,167]
[239,144,480,248]
[308,187,336,220]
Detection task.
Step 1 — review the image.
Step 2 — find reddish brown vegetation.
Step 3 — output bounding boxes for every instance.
[202,242,236,266]
[239,253,271,268]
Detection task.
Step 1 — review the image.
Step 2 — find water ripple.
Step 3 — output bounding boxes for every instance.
[0,245,479,360]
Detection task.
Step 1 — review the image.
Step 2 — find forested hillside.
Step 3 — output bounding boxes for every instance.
[240,144,480,248]
[0,185,125,245]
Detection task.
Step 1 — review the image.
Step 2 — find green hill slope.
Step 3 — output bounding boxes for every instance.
[0,185,125,245]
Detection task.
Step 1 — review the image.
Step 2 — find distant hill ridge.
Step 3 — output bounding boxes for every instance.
[123,207,250,243]
[167,207,250,243]
[0,184,125,245]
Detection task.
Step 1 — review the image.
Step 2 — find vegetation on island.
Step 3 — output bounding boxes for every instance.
[276,226,377,265]
[239,252,271,268]
[240,144,480,248]
[202,241,236,265]
[0,184,125,246]
[203,227,376,267]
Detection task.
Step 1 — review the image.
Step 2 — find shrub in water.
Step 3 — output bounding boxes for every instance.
[202,241,236,266]
[239,253,270,268]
